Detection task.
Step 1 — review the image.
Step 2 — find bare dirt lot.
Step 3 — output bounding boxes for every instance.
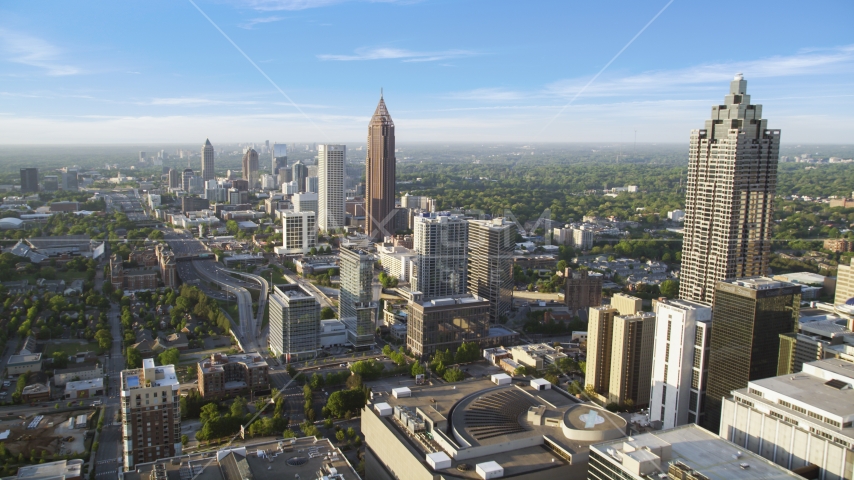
[0,412,91,457]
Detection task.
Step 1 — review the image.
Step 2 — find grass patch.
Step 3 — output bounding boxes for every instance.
[44,342,97,357]
[270,266,288,284]
[262,302,269,329]
[19,269,89,284]
[217,300,240,325]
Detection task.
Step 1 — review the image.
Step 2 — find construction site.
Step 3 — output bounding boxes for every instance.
[0,410,95,458]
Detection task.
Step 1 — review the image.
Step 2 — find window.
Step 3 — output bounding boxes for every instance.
[778,399,792,409]
[748,388,763,397]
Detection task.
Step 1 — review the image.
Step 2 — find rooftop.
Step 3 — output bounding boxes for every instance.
[9,353,41,364]
[721,276,794,291]
[416,294,489,308]
[16,459,83,480]
[121,363,179,391]
[65,378,104,391]
[591,424,803,479]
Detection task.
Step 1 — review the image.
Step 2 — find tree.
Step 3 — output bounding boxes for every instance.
[126,347,143,369]
[659,280,679,298]
[326,390,367,418]
[556,260,567,272]
[349,360,384,380]
[323,418,333,429]
[230,396,247,418]
[200,403,220,425]
[543,373,559,385]
[411,362,425,377]
[454,342,480,364]
[346,427,356,438]
[282,429,296,438]
[320,307,336,320]
[226,220,239,235]
[181,435,189,446]
[310,373,325,390]
[443,367,465,383]
[157,348,180,367]
[513,365,529,377]
[51,352,69,369]
[335,430,346,442]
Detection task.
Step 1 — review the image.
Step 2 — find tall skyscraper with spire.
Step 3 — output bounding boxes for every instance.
[201,138,215,181]
[366,93,396,240]
[679,74,781,304]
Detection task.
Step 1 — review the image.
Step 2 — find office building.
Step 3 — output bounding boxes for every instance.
[703,277,801,432]
[307,175,318,193]
[467,218,514,322]
[227,188,248,205]
[292,192,317,214]
[720,358,854,480]
[588,424,802,480]
[339,247,377,348]
[406,294,490,358]
[120,358,181,471]
[586,306,618,401]
[292,160,308,192]
[777,312,854,375]
[181,168,194,192]
[181,196,209,213]
[648,299,713,430]
[231,178,249,191]
[201,138,215,182]
[363,377,625,480]
[280,211,316,255]
[20,168,38,193]
[680,75,780,303]
[572,227,594,250]
[268,284,320,362]
[272,143,287,175]
[196,352,269,400]
[366,94,396,240]
[242,148,259,188]
[564,268,603,316]
[835,257,854,306]
[61,169,78,191]
[317,144,345,232]
[204,179,226,203]
[412,213,469,300]
[167,168,180,189]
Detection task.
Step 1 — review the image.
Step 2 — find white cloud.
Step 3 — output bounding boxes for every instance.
[0,28,81,76]
[318,47,477,62]
[238,16,287,29]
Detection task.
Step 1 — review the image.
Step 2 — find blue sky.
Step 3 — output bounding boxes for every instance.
[1,0,853,144]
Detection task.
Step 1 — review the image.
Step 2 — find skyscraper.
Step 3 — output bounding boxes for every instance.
[292,160,308,193]
[365,94,396,240]
[317,144,345,233]
[272,143,288,175]
[242,148,259,189]
[467,218,514,322]
[339,247,377,348]
[182,168,194,192]
[268,284,321,362]
[679,74,781,303]
[20,168,38,193]
[120,358,181,471]
[702,277,800,432]
[412,213,468,300]
[201,138,215,182]
[168,168,180,189]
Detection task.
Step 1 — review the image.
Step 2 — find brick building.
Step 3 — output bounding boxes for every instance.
[197,352,269,400]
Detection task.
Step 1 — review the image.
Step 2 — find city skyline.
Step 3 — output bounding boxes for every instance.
[0,1,852,143]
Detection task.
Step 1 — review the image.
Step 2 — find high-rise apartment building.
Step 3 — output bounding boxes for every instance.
[406,294,490,358]
[366,94,396,240]
[586,306,618,401]
[292,160,308,193]
[702,277,800,432]
[120,358,181,471]
[835,257,854,306]
[720,359,854,480]
[317,144,345,232]
[20,168,38,193]
[201,138,215,181]
[608,312,656,407]
[280,211,316,255]
[272,143,288,175]
[648,298,713,430]
[467,218,514,322]
[167,168,180,189]
[268,284,320,362]
[610,292,642,316]
[679,75,780,303]
[412,213,469,300]
[564,268,603,316]
[339,247,376,348]
[242,148,259,189]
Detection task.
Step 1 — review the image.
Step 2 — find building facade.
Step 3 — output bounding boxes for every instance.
[272,143,287,176]
[197,352,269,400]
[241,148,259,189]
[339,247,376,348]
[268,284,320,361]
[648,299,713,430]
[20,168,38,193]
[201,139,215,181]
[564,268,603,315]
[120,359,181,471]
[467,218,514,323]
[679,75,780,303]
[366,95,396,240]
[412,213,469,300]
[406,294,490,358]
[292,160,308,193]
[280,211,316,255]
[703,277,801,432]
[608,312,656,407]
[318,144,345,232]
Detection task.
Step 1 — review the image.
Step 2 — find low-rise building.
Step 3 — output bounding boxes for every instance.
[509,343,567,370]
[64,377,104,399]
[53,362,103,387]
[197,352,269,400]
[7,353,42,375]
[319,319,348,347]
[16,460,83,480]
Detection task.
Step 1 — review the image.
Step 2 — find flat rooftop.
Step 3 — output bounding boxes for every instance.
[591,424,803,479]
[121,364,179,391]
[122,437,358,480]
[723,276,793,290]
[17,459,83,480]
[8,354,41,364]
